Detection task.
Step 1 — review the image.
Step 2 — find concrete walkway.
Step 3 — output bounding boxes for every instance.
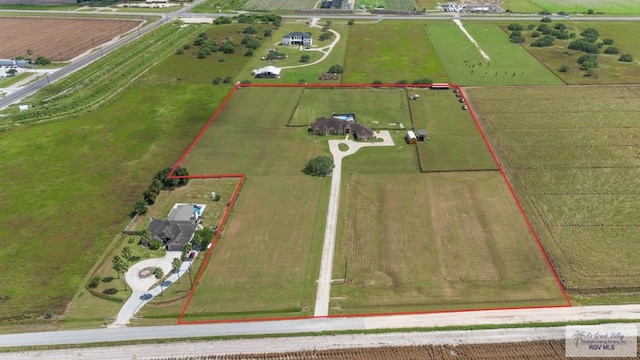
[109,251,196,327]
[314,131,395,317]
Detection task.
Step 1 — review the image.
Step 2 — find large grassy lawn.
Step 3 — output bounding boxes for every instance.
[0,23,262,330]
[343,21,448,84]
[530,0,640,14]
[502,0,545,13]
[427,21,563,86]
[331,170,567,314]
[289,87,411,129]
[467,85,640,302]
[178,87,329,320]
[408,88,498,171]
[0,82,228,327]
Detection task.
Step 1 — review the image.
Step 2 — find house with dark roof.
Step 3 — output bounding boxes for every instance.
[282,32,313,46]
[309,117,375,141]
[147,219,197,251]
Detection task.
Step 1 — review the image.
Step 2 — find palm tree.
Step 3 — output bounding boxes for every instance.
[171,257,182,283]
[153,267,164,296]
[112,255,129,290]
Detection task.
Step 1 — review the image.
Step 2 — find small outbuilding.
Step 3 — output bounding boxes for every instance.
[431,83,450,90]
[405,130,417,144]
[252,66,281,79]
[416,129,428,141]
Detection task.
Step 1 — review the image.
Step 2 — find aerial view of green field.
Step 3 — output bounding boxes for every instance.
[3,2,640,351]
[343,21,447,84]
[168,85,568,320]
[495,20,640,84]
[529,0,640,14]
[467,85,640,303]
[426,21,563,86]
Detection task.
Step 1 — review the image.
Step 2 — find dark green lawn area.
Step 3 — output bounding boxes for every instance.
[343,21,448,84]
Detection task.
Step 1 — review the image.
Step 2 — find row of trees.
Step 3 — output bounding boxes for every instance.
[213,13,282,27]
[131,167,189,217]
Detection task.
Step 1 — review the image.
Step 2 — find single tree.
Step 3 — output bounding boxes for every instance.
[112,256,129,290]
[172,257,182,283]
[604,46,619,55]
[140,229,151,245]
[619,54,633,62]
[26,49,33,58]
[264,29,272,38]
[112,255,125,279]
[132,199,148,217]
[319,32,333,41]
[559,64,570,73]
[192,228,215,250]
[243,26,257,34]
[153,267,165,296]
[303,156,334,177]
[6,69,17,76]
[300,54,310,63]
[328,64,343,74]
[121,246,133,262]
[347,19,355,25]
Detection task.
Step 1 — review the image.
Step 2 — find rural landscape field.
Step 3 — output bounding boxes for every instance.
[1,1,640,357]
[0,17,142,61]
[467,85,640,302]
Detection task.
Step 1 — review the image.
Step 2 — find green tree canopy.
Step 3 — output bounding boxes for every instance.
[303,156,334,177]
[328,64,344,74]
[153,166,189,190]
[192,228,215,250]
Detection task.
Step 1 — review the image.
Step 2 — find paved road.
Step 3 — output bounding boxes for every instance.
[6,325,632,360]
[2,304,640,347]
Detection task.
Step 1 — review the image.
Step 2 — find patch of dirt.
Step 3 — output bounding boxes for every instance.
[0,17,142,61]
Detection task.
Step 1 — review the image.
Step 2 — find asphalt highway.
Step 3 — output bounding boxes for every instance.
[2,304,640,347]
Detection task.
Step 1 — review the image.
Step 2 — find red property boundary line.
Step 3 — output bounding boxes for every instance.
[458,84,571,306]
[166,83,570,326]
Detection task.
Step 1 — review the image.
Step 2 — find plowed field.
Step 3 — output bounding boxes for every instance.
[158,340,594,359]
[0,17,141,61]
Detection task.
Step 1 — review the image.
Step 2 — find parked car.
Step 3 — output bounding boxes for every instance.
[188,251,196,261]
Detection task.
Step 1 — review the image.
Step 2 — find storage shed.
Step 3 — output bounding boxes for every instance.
[417,129,428,141]
[405,130,417,144]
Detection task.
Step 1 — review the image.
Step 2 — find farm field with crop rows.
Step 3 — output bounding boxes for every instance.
[0,17,141,61]
[468,85,640,302]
